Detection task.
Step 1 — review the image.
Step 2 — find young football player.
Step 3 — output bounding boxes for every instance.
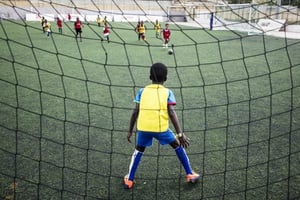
[74,17,83,42]
[44,20,51,37]
[136,21,146,41]
[56,17,62,34]
[103,22,110,42]
[154,19,161,39]
[161,23,171,48]
[124,62,200,189]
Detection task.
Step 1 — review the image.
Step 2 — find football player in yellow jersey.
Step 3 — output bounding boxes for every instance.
[138,21,146,41]
[40,16,46,33]
[154,19,161,38]
[124,63,200,189]
[43,20,51,37]
[102,16,107,25]
[96,15,101,27]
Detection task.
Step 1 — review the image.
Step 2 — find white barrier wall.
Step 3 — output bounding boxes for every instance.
[286,25,300,32]
[26,13,165,23]
[257,19,286,32]
[26,14,55,21]
[26,13,85,21]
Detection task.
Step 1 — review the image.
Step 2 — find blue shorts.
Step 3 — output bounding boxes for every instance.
[137,128,176,147]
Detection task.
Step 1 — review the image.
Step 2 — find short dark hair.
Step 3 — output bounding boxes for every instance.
[150,63,168,82]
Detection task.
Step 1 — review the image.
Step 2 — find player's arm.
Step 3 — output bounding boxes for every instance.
[168,105,190,148]
[127,103,139,143]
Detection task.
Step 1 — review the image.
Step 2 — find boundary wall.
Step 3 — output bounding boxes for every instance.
[0,0,172,22]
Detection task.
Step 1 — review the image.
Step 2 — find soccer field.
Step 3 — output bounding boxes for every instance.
[0,19,300,200]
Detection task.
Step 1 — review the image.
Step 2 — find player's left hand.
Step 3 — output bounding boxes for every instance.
[177,133,190,148]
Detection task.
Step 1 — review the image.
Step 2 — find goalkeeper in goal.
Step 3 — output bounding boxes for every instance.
[124,62,200,189]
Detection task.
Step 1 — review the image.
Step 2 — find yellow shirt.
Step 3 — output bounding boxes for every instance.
[97,17,101,23]
[139,24,145,34]
[154,22,160,32]
[44,22,51,31]
[103,18,107,24]
[137,84,170,132]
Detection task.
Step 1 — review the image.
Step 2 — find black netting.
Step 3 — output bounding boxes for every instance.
[0,0,300,199]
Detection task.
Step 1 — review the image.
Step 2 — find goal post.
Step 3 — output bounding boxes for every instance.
[167,4,192,22]
[214,3,286,35]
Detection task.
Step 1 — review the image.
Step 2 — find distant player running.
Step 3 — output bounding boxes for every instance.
[44,20,51,37]
[40,16,46,33]
[56,17,62,34]
[137,21,146,41]
[102,22,110,43]
[102,16,107,26]
[154,19,161,39]
[74,17,83,42]
[96,15,101,27]
[161,23,171,48]
[135,21,140,40]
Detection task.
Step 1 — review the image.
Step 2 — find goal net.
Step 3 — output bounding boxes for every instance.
[0,0,300,199]
[214,2,293,35]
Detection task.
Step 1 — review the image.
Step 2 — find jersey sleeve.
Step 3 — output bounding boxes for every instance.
[168,89,176,105]
[134,88,144,103]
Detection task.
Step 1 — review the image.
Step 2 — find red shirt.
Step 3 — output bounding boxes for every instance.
[162,28,171,39]
[57,19,62,28]
[103,25,109,34]
[74,20,81,29]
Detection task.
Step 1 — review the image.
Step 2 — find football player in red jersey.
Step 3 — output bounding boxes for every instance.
[74,17,83,42]
[103,22,110,42]
[161,23,171,48]
[56,17,62,34]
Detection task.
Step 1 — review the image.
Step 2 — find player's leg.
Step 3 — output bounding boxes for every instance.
[104,33,109,42]
[75,29,78,39]
[142,33,146,41]
[127,146,144,180]
[157,129,195,177]
[79,29,82,42]
[124,146,144,189]
[169,140,193,174]
[124,132,151,189]
[169,139,200,183]
[165,39,169,48]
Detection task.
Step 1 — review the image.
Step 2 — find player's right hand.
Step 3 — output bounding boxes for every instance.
[127,132,133,143]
